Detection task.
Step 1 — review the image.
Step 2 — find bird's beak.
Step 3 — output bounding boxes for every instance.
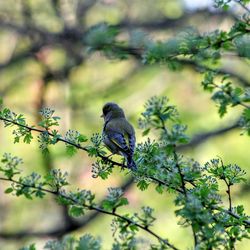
[100,114,104,118]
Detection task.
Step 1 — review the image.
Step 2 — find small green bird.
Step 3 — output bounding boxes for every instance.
[101,102,136,170]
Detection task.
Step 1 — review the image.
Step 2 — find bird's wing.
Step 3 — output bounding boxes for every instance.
[128,133,135,155]
[105,118,135,156]
[107,131,131,156]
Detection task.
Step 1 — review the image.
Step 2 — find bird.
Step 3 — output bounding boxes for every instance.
[101,102,136,170]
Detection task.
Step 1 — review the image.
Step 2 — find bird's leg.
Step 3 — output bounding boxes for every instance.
[121,158,126,171]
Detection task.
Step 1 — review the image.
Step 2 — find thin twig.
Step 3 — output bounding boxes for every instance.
[0,178,135,239]
[0,177,178,250]
[175,149,198,246]
[220,158,233,212]
[178,120,239,151]
[213,205,250,227]
[213,82,250,109]
[178,59,250,87]
[159,115,198,246]
[226,184,233,212]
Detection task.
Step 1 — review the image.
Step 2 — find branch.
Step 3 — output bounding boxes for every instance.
[160,110,197,247]
[177,120,240,151]
[173,151,187,196]
[75,0,98,26]
[1,178,135,239]
[51,0,62,19]
[89,26,249,61]
[0,116,88,150]
[21,0,32,26]
[0,177,178,250]
[226,183,233,212]
[0,19,48,38]
[40,55,85,83]
[0,114,241,194]
[0,115,182,193]
[213,205,250,228]
[177,163,198,247]
[174,149,198,247]
[213,82,250,109]
[158,112,198,246]
[0,44,43,72]
[0,113,242,195]
[178,59,250,87]
[220,158,233,212]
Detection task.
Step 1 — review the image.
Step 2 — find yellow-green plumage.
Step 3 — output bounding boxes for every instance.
[104,118,134,153]
[101,102,136,169]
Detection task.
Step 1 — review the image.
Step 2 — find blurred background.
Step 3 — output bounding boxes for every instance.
[0,0,249,249]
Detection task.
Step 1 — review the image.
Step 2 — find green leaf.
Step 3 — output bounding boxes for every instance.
[14,136,20,143]
[102,200,114,211]
[77,234,101,250]
[52,116,61,121]
[243,108,250,119]
[24,192,33,200]
[23,133,33,144]
[5,187,13,193]
[56,195,72,206]
[218,104,227,117]
[69,205,85,217]
[66,145,77,156]
[99,172,109,180]
[38,121,46,128]
[234,87,243,96]
[155,185,163,194]
[137,180,149,191]
[234,35,250,58]
[236,205,244,215]
[116,197,129,207]
[78,134,88,143]
[129,224,139,232]
[42,148,49,156]
[35,190,45,198]
[19,243,36,250]
[142,128,150,136]
[222,4,229,11]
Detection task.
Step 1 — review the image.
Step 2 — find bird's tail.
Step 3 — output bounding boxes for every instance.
[126,156,137,170]
[120,151,137,170]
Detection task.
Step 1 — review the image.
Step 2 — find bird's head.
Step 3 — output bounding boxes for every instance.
[101,102,125,120]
